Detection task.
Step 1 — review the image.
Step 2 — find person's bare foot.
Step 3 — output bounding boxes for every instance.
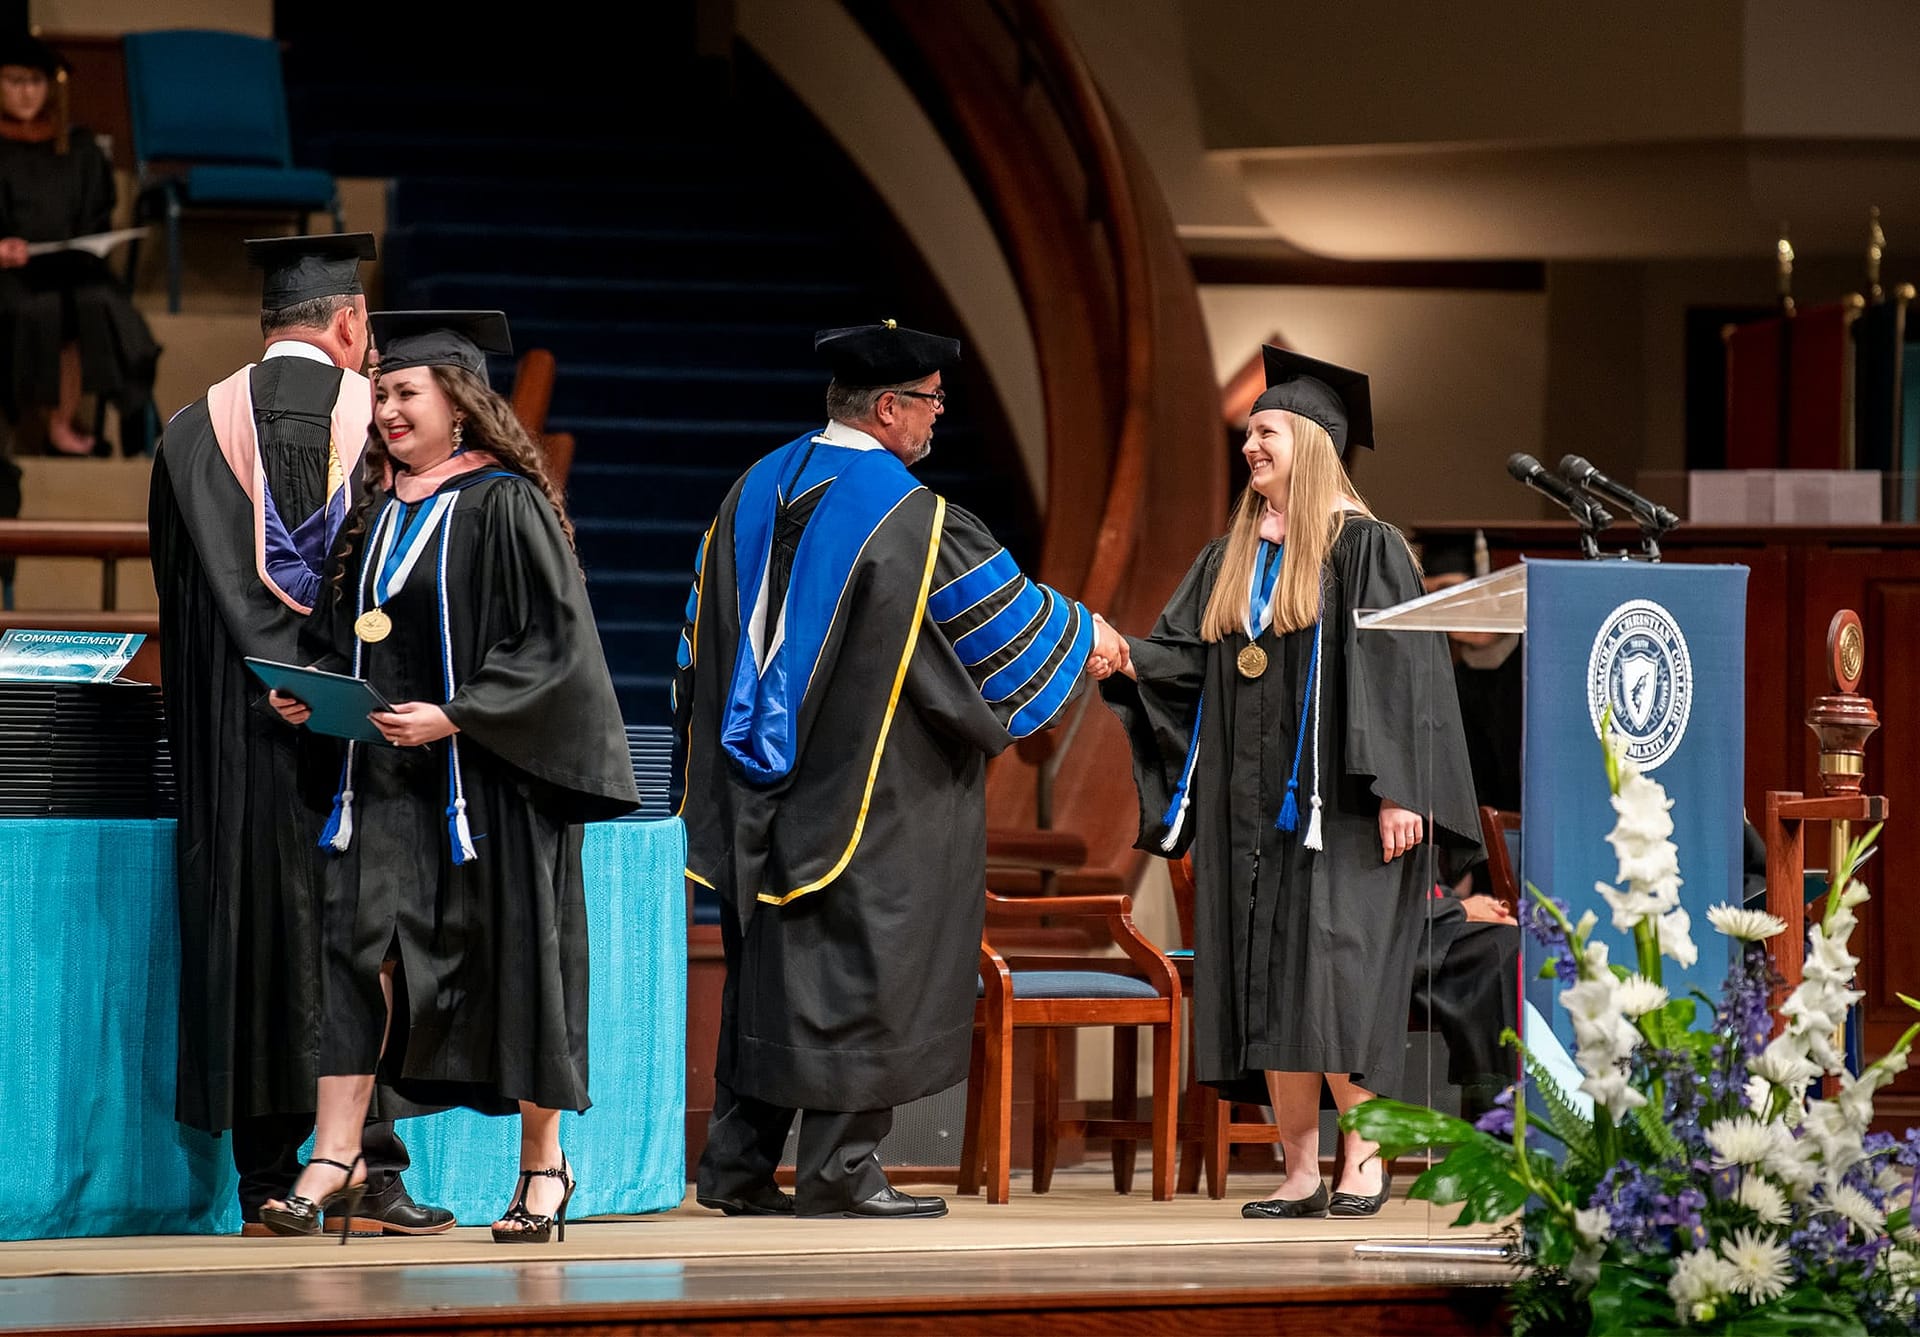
[263,1155,364,1214]
[1262,1170,1325,1202]
[45,418,95,456]
[1334,1152,1384,1197]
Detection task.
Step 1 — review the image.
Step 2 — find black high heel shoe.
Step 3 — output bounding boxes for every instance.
[492,1159,576,1245]
[260,1155,367,1245]
[1329,1159,1393,1217]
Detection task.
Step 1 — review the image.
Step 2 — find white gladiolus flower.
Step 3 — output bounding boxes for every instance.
[1744,1074,1773,1116]
[1668,1247,1739,1315]
[1720,1226,1793,1304]
[1573,1205,1612,1245]
[1705,1115,1781,1167]
[1580,1067,1647,1119]
[1596,880,1662,932]
[1574,909,1598,939]
[1828,1183,1887,1236]
[1840,878,1871,909]
[1657,906,1698,968]
[1734,1175,1791,1226]
[1615,974,1669,1018]
[1706,904,1787,941]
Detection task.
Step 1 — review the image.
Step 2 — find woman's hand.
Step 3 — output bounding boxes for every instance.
[370,702,459,747]
[0,238,29,269]
[1378,798,1424,863]
[1086,613,1135,681]
[268,689,310,725]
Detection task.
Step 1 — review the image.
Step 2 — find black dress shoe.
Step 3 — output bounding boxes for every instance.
[328,1178,457,1236]
[1241,1182,1330,1219]
[800,1186,948,1219]
[696,1184,796,1216]
[1329,1168,1393,1218]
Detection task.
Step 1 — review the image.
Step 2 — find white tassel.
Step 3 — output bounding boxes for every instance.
[1304,794,1324,851]
[329,785,355,852]
[451,796,477,864]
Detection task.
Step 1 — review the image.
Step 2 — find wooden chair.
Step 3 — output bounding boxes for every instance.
[959,891,1181,1204]
[1167,853,1283,1198]
[1478,806,1522,912]
[508,348,576,492]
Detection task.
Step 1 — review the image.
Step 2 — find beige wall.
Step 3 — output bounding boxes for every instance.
[30,0,269,33]
[735,0,1048,502]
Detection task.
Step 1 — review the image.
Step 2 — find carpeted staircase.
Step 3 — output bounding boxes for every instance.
[280,18,1035,727]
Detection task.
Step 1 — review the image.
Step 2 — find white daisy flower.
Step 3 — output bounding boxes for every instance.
[1705,1115,1780,1167]
[1734,1175,1791,1226]
[1614,974,1669,1019]
[1751,1039,1821,1089]
[1827,1183,1887,1237]
[1876,1164,1905,1193]
[1706,904,1787,942]
[1719,1226,1793,1304]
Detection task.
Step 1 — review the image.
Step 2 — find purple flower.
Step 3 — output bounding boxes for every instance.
[1590,1161,1705,1253]
[1522,894,1579,985]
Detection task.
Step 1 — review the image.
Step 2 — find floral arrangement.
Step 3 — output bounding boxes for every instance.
[1345,731,1920,1334]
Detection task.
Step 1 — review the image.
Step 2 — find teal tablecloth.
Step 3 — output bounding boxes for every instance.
[0,817,687,1240]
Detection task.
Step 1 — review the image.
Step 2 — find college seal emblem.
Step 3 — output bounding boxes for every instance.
[1587,598,1693,771]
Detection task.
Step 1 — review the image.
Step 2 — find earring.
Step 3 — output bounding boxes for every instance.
[452,419,465,450]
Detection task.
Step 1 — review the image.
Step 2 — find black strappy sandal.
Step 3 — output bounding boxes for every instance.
[492,1160,575,1245]
[260,1155,367,1244]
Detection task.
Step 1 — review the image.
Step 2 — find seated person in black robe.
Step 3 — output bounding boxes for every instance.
[266,311,637,1243]
[1097,348,1481,1221]
[0,34,157,455]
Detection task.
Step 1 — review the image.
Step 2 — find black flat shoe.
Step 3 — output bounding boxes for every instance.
[1241,1182,1330,1219]
[260,1155,366,1245]
[1329,1168,1393,1217]
[697,1185,796,1216]
[329,1178,457,1235]
[492,1159,576,1245]
[800,1185,947,1219]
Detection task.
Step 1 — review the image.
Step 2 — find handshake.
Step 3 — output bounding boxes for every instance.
[1087,613,1132,682]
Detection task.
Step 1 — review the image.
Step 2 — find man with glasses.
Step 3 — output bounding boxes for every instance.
[675,320,1126,1220]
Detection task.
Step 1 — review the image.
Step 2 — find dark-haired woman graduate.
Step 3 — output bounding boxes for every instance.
[266,310,637,1243]
[0,32,156,454]
[1094,349,1480,1220]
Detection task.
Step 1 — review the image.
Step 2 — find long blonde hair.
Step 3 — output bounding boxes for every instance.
[1199,412,1378,641]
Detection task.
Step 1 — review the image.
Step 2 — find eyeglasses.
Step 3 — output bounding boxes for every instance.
[895,389,946,407]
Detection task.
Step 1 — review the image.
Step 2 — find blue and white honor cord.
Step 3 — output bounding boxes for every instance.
[320,493,477,864]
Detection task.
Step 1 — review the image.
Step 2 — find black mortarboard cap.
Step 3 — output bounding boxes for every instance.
[0,33,66,76]
[814,320,961,386]
[244,232,376,308]
[1418,532,1478,579]
[370,310,513,386]
[1252,347,1375,450]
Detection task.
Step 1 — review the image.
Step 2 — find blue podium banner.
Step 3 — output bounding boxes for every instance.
[1521,559,1748,1059]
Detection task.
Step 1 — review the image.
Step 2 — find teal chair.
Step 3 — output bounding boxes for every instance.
[122,29,343,312]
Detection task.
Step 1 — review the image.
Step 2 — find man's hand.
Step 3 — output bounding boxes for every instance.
[370,701,459,747]
[1378,798,1424,862]
[268,689,310,725]
[0,238,30,269]
[1087,612,1134,681]
[1461,893,1517,925]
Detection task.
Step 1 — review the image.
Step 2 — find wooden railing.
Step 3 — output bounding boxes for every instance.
[0,520,150,609]
[853,0,1222,879]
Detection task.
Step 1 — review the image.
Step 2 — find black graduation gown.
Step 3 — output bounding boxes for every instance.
[0,127,157,422]
[149,358,356,1132]
[675,438,1090,1113]
[305,472,638,1115]
[1102,517,1482,1101]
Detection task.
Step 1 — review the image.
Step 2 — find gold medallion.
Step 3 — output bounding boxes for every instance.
[354,608,393,643]
[1236,643,1268,679]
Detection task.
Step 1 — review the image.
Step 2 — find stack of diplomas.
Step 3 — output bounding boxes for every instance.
[0,681,176,818]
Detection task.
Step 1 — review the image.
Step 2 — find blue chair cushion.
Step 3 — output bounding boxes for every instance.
[183,165,336,207]
[977,970,1161,1000]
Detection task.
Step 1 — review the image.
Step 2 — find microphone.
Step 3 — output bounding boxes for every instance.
[1558,455,1678,532]
[1507,453,1613,529]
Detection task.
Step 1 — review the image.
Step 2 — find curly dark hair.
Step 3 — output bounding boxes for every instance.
[330,365,577,602]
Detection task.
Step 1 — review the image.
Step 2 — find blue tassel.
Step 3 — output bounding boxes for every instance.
[1276,781,1300,833]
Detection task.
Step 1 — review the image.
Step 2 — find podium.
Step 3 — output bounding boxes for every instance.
[1358,557,1748,1066]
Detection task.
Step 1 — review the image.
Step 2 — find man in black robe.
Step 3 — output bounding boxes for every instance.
[149,234,450,1236]
[675,321,1123,1219]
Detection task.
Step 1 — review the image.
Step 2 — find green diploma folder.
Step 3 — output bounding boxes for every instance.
[244,658,395,745]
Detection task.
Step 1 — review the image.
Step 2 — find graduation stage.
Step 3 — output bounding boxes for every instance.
[0,1173,1511,1334]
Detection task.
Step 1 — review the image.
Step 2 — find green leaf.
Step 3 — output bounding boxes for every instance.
[1407,1139,1532,1226]
[1630,1100,1685,1163]
[1584,1260,1671,1331]
[1521,1049,1599,1172]
[1338,1097,1479,1158]
[1719,1286,1868,1336]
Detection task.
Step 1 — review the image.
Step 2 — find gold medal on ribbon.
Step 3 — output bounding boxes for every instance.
[1236,643,1268,679]
[354,608,393,643]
